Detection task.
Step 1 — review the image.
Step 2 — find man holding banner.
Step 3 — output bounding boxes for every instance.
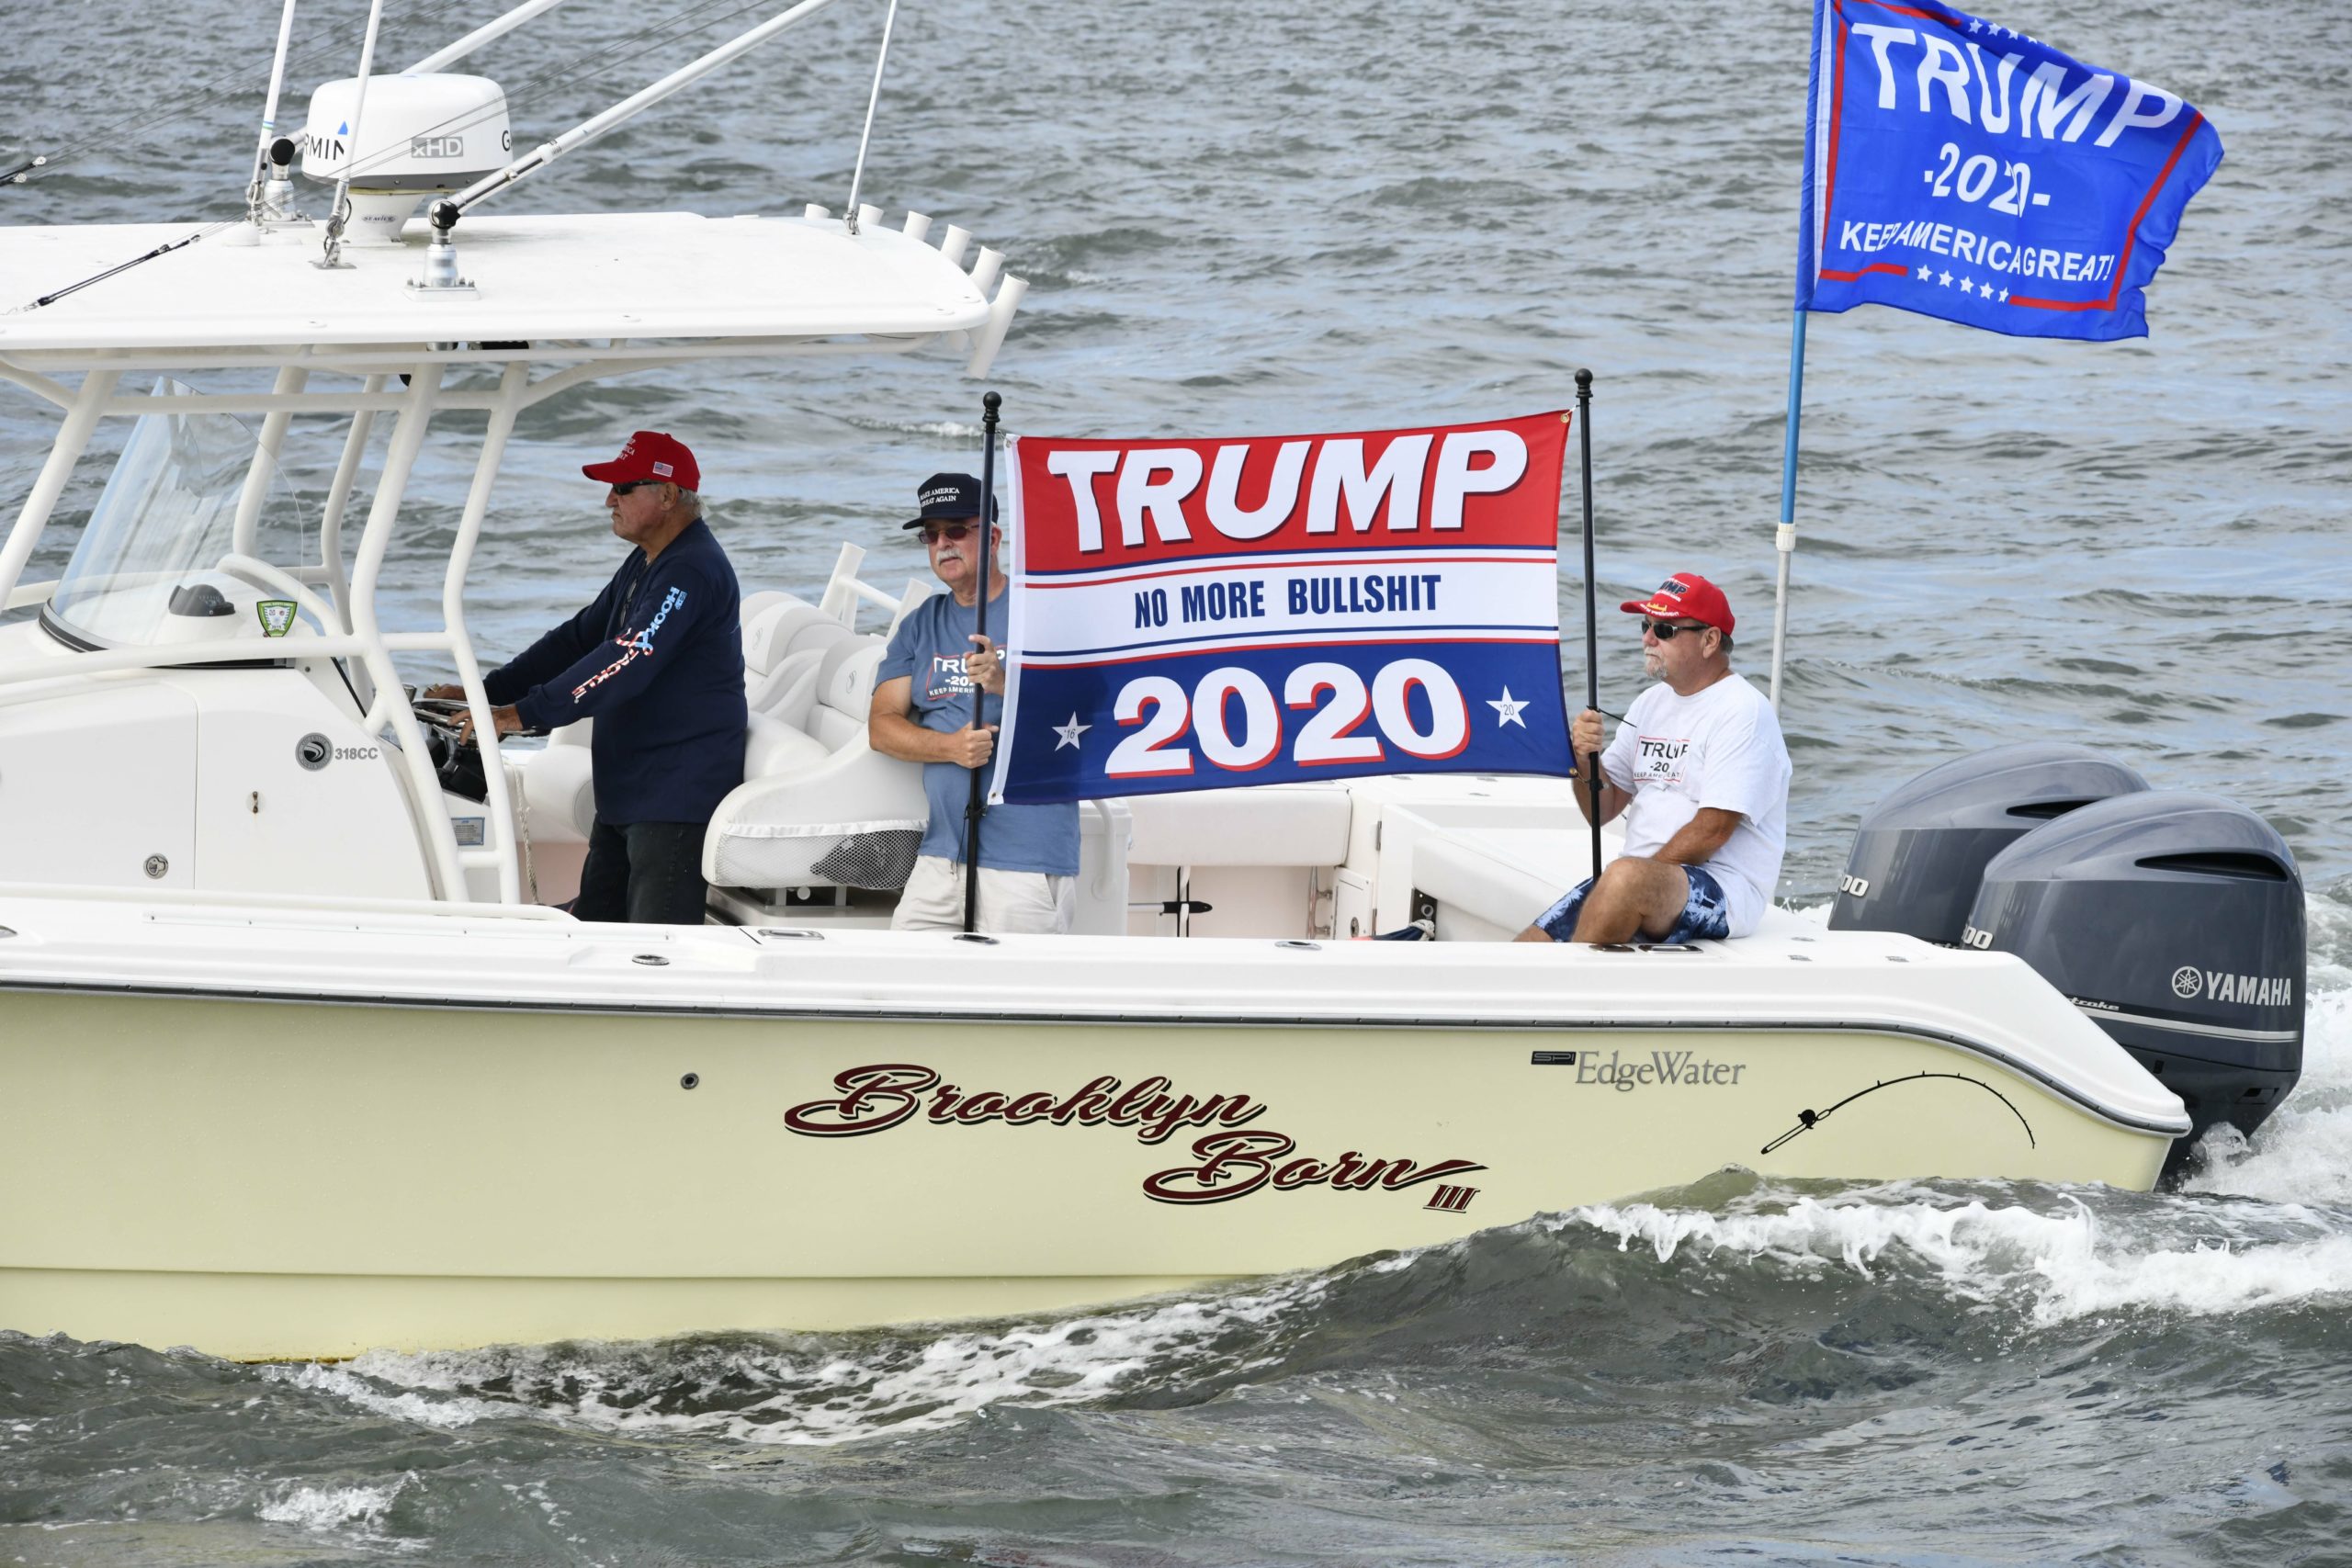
[872,472,1080,934]
[1516,573,1790,946]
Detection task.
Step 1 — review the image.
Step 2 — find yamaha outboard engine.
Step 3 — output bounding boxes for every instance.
[1830,743,2150,942]
[1967,793,2303,1148]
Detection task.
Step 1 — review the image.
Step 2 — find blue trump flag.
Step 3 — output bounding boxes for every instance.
[1796,0,2222,340]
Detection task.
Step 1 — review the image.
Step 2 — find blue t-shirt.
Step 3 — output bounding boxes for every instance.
[486,518,746,826]
[879,592,1079,875]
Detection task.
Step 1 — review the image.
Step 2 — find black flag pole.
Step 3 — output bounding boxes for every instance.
[961,389,1003,935]
[1574,369,1602,882]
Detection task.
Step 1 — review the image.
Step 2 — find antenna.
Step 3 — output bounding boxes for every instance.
[316,0,390,270]
[842,0,901,236]
[244,0,301,225]
[444,0,853,219]
[405,0,577,73]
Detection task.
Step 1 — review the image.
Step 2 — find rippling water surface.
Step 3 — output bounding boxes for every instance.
[4,0,2350,1561]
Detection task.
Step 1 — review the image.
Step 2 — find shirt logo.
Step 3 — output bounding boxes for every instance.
[926,652,973,703]
[1635,733,1690,787]
[571,586,686,701]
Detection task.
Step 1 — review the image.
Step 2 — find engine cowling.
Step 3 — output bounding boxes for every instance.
[1967,792,2304,1146]
[1829,742,2149,943]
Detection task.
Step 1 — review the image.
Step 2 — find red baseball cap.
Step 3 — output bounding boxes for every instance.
[1621,571,1735,637]
[583,431,699,491]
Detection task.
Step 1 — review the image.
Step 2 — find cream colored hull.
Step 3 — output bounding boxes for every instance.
[5,971,2174,1360]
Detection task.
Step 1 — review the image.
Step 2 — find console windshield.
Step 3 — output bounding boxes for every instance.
[48,379,318,650]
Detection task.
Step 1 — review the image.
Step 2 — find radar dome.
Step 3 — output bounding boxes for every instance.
[300,73,512,245]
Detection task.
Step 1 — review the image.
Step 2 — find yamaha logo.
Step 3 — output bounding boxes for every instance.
[2171,966,2295,1008]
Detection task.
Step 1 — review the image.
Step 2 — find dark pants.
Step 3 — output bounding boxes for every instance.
[572,819,709,925]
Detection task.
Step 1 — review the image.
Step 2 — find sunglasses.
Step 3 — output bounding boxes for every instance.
[610,480,662,496]
[1641,618,1713,639]
[922,521,980,544]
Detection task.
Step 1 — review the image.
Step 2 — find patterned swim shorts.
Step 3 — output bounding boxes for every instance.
[1533,863,1731,944]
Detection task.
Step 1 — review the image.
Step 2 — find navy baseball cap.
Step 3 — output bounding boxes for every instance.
[902,471,1001,529]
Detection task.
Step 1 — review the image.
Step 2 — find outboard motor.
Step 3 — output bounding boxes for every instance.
[1967,792,2303,1147]
[1830,743,2150,942]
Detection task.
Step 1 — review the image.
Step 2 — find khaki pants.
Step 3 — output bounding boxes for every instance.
[889,855,1074,934]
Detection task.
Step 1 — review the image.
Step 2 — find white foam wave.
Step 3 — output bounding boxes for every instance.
[838,416,990,441]
[264,1360,523,1430]
[2185,984,2352,1205]
[257,1473,411,1534]
[306,1275,1324,1448]
[1569,1170,2352,1327]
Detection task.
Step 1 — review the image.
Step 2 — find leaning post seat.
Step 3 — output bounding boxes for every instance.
[703,562,937,894]
[704,635,929,890]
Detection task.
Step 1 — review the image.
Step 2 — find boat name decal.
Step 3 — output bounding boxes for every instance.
[784,1062,1486,1207]
[1574,1049,1747,1093]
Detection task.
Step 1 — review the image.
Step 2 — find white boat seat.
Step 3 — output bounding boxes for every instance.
[703,632,925,891]
[744,710,831,779]
[740,588,795,630]
[1124,784,1352,867]
[1410,830,1561,940]
[519,719,598,841]
[745,604,853,728]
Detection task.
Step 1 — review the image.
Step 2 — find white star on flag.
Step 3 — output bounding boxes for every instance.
[1978,281,1995,298]
[1959,276,1973,292]
[1052,714,1091,750]
[1917,264,1932,281]
[1997,287,2010,302]
[1939,269,1954,286]
[1487,688,1529,728]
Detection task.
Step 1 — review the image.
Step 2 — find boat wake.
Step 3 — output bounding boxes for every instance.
[274,1274,1334,1448]
[261,970,2352,1451]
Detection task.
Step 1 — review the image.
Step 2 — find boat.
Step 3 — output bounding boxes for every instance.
[0,4,2302,1361]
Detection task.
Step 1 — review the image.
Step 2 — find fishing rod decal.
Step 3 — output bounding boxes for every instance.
[1760,1071,2036,1156]
[784,1063,1487,1207]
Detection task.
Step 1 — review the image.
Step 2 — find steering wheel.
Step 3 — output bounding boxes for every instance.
[408,695,491,801]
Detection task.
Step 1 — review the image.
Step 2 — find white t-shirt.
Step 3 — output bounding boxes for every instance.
[1597,671,1791,936]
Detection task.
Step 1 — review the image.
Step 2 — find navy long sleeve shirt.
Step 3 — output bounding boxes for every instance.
[484,519,747,825]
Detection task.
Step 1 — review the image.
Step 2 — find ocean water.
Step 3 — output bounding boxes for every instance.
[4,0,2350,1562]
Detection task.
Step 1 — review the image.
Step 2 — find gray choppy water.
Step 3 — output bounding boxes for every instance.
[5,0,2352,1562]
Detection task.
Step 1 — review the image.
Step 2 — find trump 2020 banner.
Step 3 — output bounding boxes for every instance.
[1797,0,2222,340]
[989,414,1575,805]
